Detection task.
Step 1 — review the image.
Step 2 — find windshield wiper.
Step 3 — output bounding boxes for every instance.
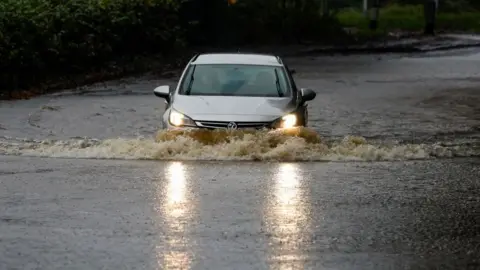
[274,69,283,97]
[185,65,196,95]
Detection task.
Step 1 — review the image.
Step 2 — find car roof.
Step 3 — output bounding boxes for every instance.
[192,53,283,66]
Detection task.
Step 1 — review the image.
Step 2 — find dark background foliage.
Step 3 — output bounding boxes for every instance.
[0,0,478,96]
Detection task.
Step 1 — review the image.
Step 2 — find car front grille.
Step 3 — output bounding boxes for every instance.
[195,120,272,129]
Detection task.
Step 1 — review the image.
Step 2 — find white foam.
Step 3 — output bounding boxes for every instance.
[0,128,478,161]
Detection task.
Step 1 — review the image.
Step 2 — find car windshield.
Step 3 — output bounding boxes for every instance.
[179,64,291,97]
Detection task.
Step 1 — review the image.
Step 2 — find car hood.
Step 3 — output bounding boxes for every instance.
[172,95,295,121]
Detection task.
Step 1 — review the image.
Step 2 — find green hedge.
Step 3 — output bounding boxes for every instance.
[0,0,183,91]
[0,0,350,95]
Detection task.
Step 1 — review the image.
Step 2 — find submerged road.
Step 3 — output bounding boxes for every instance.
[1,48,480,269]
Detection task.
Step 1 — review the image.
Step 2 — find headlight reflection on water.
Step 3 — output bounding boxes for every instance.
[276,164,301,218]
[275,163,307,236]
[155,162,311,269]
[266,163,310,268]
[166,162,187,207]
[157,162,192,270]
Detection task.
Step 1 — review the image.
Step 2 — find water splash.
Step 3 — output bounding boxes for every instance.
[0,128,479,161]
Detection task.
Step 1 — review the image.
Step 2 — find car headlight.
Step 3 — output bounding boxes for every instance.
[274,113,298,128]
[169,109,196,127]
[281,114,297,128]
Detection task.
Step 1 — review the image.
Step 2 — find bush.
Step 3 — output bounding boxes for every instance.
[1,0,352,96]
[0,0,183,92]
[1,0,350,95]
[225,1,346,45]
[180,0,348,46]
[3,1,478,97]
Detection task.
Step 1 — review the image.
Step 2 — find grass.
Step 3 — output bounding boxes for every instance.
[337,4,480,33]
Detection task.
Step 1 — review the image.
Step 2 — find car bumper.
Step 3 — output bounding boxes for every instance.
[164,120,280,130]
[195,120,275,129]
[165,125,276,131]
[162,112,302,130]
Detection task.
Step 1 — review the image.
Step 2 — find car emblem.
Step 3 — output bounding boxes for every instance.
[227,122,238,130]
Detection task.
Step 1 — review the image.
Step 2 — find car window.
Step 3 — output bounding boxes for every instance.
[179,64,291,97]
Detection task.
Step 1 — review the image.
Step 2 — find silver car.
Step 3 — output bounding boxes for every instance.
[153,53,316,130]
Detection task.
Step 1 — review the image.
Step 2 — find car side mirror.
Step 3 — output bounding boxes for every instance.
[300,88,316,102]
[153,85,170,102]
[290,69,296,75]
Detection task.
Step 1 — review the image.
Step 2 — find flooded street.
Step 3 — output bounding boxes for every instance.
[1,49,480,269]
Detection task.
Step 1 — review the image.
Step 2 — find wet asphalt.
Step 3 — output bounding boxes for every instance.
[1,157,479,269]
[1,48,480,269]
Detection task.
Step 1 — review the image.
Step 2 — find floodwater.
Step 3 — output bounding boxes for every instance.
[1,48,479,269]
